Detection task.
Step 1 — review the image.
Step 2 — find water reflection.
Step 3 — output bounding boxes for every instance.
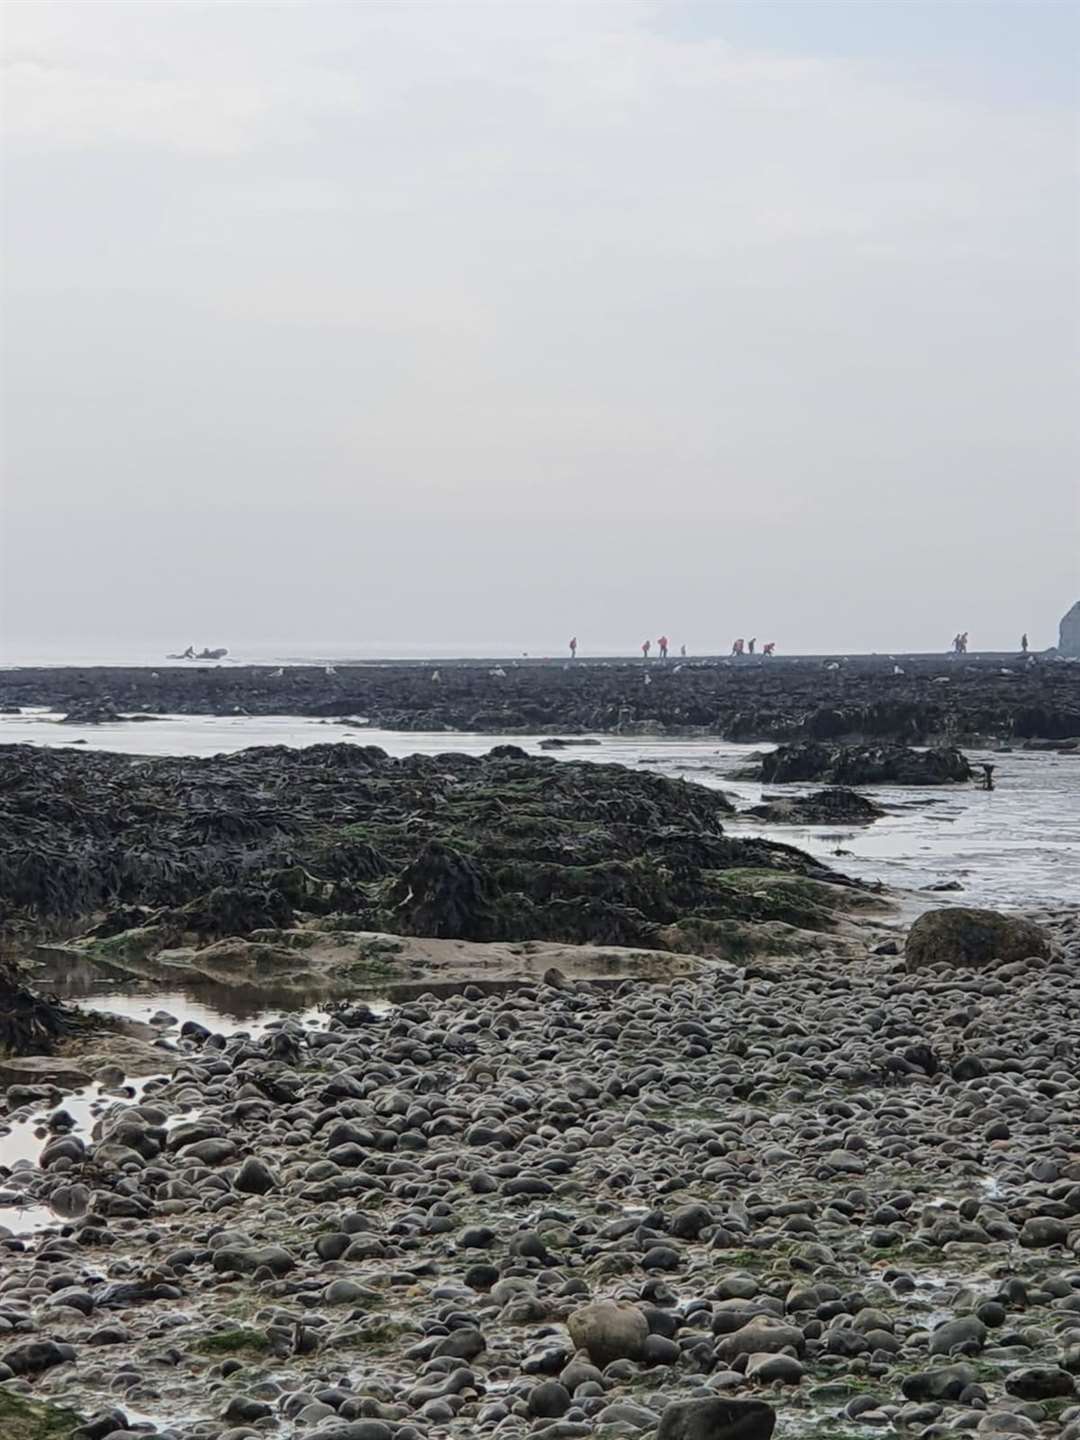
[31,952,328,1028]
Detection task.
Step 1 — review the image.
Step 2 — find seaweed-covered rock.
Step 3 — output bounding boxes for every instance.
[173,884,296,938]
[2,744,841,961]
[744,787,885,824]
[760,742,971,786]
[0,959,84,1057]
[905,907,1052,971]
[387,841,498,940]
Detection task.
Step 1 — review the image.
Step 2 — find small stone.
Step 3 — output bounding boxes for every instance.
[528,1379,572,1418]
[234,1156,277,1195]
[1004,1367,1076,1400]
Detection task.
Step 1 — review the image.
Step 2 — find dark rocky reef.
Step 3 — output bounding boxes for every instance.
[0,743,858,957]
[3,653,1078,741]
[759,742,972,786]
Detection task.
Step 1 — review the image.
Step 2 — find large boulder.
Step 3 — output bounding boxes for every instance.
[657,1398,777,1440]
[567,1300,648,1365]
[905,908,1051,971]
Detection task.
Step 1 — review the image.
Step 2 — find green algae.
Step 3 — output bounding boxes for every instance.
[0,1390,82,1440]
[193,1327,271,1356]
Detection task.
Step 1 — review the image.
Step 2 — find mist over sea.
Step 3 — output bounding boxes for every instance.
[0,639,618,668]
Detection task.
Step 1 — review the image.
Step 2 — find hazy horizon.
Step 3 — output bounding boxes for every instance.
[2,1,1078,655]
[0,630,1070,666]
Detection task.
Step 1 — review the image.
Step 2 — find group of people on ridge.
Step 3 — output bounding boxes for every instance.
[567,637,776,660]
[638,637,682,660]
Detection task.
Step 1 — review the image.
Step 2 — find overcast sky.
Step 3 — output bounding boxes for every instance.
[1,0,1077,658]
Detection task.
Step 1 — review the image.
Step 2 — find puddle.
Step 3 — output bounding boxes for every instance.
[0,1071,182,1231]
[28,953,336,1032]
[0,972,397,1231]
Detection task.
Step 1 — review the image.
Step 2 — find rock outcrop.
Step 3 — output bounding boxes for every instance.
[1059,600,1080,658]
[759,743,971,787]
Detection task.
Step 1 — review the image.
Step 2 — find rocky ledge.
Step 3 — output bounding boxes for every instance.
[2,655,1079,743]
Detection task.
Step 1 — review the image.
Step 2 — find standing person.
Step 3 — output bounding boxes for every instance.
[763,642,775,657]
[961,631,969,654]
[658,635,669,660]
[569,636,578,659]
[732,638,744,657]
[748,637,756,655]
[642,640,651,660]
[1021,633,1028,654]
[680,643,687,658]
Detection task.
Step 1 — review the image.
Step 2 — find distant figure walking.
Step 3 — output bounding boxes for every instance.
[732,638,745,657]
[641,640,651,659]
[763,641,775,657]
[569,636,577,659]
[680,643,687,658]
[1020,633,1028,654]
[748,637,756,655]
[658,635,669,660]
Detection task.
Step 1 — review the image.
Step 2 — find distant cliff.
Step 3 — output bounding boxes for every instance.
[1060,602,1080,657]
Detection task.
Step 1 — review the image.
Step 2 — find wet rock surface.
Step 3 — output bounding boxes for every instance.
[1,906,1078,1439]
[3,654,1079,742]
